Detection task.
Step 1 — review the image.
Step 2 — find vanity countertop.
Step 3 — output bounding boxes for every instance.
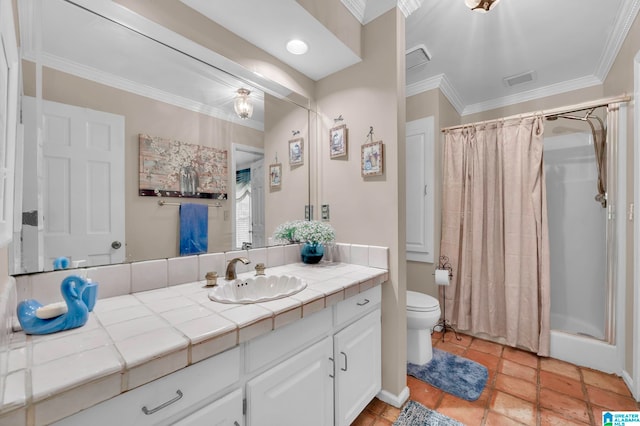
[0,261,388,424]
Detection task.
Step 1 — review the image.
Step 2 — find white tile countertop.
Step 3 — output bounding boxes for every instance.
[0,261,388,425]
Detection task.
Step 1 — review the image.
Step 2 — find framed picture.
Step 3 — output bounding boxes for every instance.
[289,137,304,165]
[269,163,282,188]
[361,141,383,177]
[138,134,228,199]
[329,124,348,158]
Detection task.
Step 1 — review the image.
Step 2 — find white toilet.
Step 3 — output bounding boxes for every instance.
[406,290,441,365]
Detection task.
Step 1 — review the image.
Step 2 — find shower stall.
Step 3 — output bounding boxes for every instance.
[543,103,626,373]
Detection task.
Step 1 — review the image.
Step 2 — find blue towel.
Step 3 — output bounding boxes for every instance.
[179,203,208,256]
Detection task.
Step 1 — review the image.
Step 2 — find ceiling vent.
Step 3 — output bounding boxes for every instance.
[503,71,536,87]
[406,44,431,70]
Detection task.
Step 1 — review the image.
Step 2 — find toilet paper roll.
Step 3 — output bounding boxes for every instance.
[435,269,450,286]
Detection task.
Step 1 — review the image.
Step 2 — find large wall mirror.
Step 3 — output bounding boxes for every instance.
[11,0,313,275]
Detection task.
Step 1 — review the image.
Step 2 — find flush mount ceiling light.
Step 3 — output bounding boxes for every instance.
[465,0,501,12]
[234,88,253,120]
[286,39,308,55]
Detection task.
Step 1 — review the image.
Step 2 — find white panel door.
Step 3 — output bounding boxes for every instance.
[247,337,333,426]
[24,97,125,270]
[406,116,434,263]
[334,309,381,426]
[250,158,265,247]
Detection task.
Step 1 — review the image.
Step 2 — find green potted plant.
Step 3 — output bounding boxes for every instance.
[273,220,335,264]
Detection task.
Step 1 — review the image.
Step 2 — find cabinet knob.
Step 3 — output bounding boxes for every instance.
[111,240,122,249]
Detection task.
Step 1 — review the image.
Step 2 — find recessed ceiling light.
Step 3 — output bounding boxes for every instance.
[286,39,308,55]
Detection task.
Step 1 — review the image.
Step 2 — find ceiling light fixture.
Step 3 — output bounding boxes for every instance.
[286,39,308,55]
[234,88,253,120]
[465,0,501,13]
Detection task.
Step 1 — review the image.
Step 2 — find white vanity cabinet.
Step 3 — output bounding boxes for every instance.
[246,337,334,426]
[333,309,381,426]
[53,347,241,426]
[53,285,383,426]
[245,286,382,426]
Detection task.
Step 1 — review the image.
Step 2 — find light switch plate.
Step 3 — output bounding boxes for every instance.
[321,204,330,220]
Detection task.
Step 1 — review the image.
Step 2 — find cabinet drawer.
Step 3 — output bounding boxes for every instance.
[245,308,332,373]
[173,388,243,426]
[335,285,381,326]
[54,346,241,426]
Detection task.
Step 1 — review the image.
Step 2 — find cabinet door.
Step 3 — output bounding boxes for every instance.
[334,309,381,426]
[173,389,243,426]
[246,337,333,426]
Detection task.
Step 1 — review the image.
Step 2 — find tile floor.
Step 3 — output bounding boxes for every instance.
[353,331,639,426]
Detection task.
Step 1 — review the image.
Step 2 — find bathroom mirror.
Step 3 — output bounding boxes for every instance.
[11,0,312,274]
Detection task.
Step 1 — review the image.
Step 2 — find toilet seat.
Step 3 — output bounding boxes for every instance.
[406,291,439,312]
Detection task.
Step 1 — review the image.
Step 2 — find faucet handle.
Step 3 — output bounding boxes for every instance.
[255,263,266,276]
[205,271,218,287]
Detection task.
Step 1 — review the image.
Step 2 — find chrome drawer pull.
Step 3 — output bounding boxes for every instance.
[340,351,348,372]
[356,299,370,306]
[141,389,183,415]
[329,357,335,378]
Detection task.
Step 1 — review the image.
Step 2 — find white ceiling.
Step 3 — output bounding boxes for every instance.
[181,0,640,116]
[180,0,362,81]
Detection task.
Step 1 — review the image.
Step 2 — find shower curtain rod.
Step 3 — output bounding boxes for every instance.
[440,94,631,133]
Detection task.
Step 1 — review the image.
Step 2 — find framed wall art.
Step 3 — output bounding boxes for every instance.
[289,137,304,166]
[138,134,228,199]
[361,141,383,177]
[269,163,282,188]
[329,124,348,158]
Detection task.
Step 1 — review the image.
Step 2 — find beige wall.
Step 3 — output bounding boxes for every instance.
[316,9,407,397]
[264,94,311,235]
[22,62,263,262]
[405,90,460,298]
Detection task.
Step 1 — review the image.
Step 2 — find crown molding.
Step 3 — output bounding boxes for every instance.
[341,0,366,24]
[406,73,465,114]
[24,53,265,132]
[342,0,422,24]
[594,0,640,80]
[397,0,424,18]
[407,72,604,117]
[461,74,603,116]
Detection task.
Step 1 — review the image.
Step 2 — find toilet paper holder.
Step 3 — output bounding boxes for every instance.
[435,256,453,281]
[433,255,460,342]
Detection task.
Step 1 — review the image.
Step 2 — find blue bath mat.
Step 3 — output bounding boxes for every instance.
[407,348,488,401]
[393,400,464,426]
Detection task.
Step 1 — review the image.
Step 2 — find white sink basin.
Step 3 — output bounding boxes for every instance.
[208,275,307,304]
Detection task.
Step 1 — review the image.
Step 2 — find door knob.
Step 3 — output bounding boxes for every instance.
[111,241,122,249]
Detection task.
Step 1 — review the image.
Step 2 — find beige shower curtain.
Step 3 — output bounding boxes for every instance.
[440,116,551,356]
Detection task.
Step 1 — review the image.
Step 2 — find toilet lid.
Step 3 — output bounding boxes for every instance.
[406,291,439,312]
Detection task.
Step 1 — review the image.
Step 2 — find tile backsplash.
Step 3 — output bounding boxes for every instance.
[7,242,388,344]
[0,276,16,406]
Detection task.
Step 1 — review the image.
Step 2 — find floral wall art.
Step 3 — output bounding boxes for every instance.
[138,134,228,199]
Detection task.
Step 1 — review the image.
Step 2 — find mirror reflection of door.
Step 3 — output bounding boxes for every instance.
[21,97,125,272]
[233,144,264,250]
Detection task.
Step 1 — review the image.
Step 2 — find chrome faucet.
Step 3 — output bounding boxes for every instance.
[225,257,250,280]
